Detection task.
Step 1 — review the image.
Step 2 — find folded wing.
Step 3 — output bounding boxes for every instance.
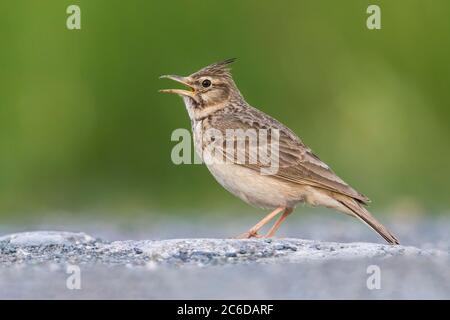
[207,109,370,204]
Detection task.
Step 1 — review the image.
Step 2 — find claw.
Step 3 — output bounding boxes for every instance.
[235,230,262,239]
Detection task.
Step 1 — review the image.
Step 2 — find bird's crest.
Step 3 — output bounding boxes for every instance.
[192,58,236,78]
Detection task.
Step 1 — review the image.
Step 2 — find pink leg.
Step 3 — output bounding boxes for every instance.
[236,207,285,239]
[263,207,293,238]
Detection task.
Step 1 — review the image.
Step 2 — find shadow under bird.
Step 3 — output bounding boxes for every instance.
[160,59,399,244]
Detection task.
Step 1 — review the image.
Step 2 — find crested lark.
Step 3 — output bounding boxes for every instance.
[160,59,399,244]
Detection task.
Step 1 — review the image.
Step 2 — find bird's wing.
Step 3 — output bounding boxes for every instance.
[207,109,370,204]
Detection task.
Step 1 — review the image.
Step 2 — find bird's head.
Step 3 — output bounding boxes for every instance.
[160,59,242,113]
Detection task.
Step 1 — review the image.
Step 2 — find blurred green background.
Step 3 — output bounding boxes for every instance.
[0,0,449,220]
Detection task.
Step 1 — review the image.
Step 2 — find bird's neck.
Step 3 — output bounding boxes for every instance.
[184,97,240,122]
[192,101,229,121]
[182,89,246,122]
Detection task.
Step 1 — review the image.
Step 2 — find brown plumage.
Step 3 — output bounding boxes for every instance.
[160,59,399,245]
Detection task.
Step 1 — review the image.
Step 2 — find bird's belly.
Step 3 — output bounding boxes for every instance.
[205,163,305,209]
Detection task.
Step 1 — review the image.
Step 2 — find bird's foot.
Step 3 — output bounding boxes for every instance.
[234,230,262,239]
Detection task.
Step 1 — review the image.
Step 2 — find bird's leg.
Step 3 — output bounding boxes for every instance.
[262,207,293,238]
[236,206,285,239]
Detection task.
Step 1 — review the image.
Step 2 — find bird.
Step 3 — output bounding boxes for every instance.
[160,58,399,245]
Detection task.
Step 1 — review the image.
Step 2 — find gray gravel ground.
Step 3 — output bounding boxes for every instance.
[0,231,446,267]
[0,214,449,299]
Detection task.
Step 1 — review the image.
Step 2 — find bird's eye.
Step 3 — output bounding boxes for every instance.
[202,79,211,88]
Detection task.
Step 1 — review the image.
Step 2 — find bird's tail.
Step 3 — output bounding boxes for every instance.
[336,195,400,245]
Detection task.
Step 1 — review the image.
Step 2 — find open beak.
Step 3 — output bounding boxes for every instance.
[159,75,197,101]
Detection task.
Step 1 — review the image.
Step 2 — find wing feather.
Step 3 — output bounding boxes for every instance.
[206,108,370,204]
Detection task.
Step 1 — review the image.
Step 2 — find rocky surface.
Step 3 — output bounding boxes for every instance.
[0,222,449,299]
[0,231,446,267]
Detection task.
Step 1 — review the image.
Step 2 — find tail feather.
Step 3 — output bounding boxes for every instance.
[337,196,400,245]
